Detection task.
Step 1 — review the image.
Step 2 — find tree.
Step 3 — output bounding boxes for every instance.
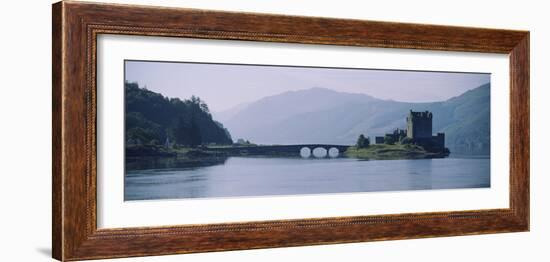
[400,137,413,145]
[384,135,396,145]
[398,133,406,142]
[200,101,209,114]
[174,116,190,146]
[125,83,233,148]
[188,113,202,148]
[356,134,370,148]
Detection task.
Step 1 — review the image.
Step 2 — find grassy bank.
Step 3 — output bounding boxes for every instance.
[345,144,448,160]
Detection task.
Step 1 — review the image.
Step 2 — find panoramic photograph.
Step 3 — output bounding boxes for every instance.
[124,60,491,201]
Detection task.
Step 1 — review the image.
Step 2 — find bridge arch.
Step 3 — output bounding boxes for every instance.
[300,147,311,158]
[298,145,348,158]
[312,147,328,158]
[328,147,339,158]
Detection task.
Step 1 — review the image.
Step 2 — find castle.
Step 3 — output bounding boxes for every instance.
[375,110,446,151]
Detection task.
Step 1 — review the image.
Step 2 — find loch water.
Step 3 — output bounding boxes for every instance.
[124,156,490,201]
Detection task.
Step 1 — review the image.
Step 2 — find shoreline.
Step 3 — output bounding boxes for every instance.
[126,143,451,162]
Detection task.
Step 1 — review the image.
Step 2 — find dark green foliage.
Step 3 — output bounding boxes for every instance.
[125,112,163,144]
[125,82,233,147]
[384,135,396,145]
[346,143,449,160]
[188,114,202,147]
[400,137,413,145]
[398,132,406,143]
[235,138,255,146]
[356,134,370,148]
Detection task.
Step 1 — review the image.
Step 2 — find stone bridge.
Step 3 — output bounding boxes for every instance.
[206,144,351,158]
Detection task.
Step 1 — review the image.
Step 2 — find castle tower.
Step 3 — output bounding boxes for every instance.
[406,110,433,139]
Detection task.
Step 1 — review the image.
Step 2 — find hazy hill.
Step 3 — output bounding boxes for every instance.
[219,84,490,155]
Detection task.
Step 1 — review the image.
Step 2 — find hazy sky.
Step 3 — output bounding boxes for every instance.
[125,60,490,112]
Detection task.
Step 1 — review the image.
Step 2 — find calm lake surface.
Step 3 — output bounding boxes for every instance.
[124,156,490,201]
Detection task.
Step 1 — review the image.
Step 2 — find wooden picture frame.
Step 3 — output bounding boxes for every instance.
[52,1,529,261]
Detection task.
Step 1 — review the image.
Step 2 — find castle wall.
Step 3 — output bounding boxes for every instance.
[375,110,446,152]
[406,111,433,139]
[434,133,445,149]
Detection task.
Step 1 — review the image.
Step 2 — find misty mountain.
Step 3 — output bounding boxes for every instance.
[218,84,490,155]
[212,102,251,124]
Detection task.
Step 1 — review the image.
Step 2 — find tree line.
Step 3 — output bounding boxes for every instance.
[125,82,233,148]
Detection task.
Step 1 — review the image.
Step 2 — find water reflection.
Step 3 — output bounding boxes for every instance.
[404,159,433,190]
[126,156,228,171]
[125,156,490,201]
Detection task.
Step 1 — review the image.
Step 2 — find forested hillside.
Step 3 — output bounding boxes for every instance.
[125,82,233,147]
